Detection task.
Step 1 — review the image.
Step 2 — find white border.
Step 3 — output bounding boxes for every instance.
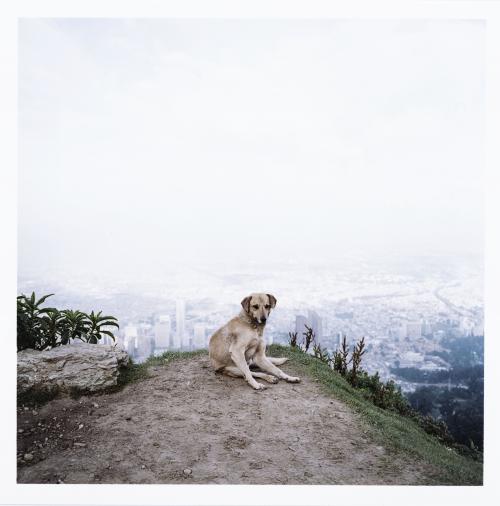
[1,1,499,505]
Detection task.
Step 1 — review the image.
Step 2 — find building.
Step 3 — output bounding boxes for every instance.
[307,310,323,340]
[405,321,422,340]
[295,315,308,336]
[136,334,154,358]
[154,315,171,350]
[193,323,206,350]
[123,324,138,356]
[174,300,186,349]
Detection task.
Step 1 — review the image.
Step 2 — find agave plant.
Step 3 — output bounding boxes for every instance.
[84,310,119,344]
[17,292,56,350]
[40,308,64,349]
[59,309,90,344]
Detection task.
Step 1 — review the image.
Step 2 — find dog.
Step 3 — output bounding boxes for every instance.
[208,293,300,390]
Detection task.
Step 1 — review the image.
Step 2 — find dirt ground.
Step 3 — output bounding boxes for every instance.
[17,355,436,484]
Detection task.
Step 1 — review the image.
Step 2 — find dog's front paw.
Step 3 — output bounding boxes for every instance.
[252,382,267,390]
[286,376,301,383]
[261,374,278,384]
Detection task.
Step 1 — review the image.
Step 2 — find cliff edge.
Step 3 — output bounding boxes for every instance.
[16,346,482,485]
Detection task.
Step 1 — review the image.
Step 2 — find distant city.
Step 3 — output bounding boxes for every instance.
[18,255,484,391]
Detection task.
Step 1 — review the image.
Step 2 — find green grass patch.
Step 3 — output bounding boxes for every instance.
[267,344,482,486]
[116,349,208,388]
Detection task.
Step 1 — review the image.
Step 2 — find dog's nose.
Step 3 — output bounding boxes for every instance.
[261,317,267,323]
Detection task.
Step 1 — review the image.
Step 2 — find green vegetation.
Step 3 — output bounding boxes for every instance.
[268,343,482,485]
[17,292,119,351]
[392,335,484,450]
[115,349,208,389]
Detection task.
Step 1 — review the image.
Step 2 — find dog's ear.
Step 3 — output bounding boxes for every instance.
[241,295,252,313]
[267,294,277,308]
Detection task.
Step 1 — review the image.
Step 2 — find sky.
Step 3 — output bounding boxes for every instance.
[18,19,485,279]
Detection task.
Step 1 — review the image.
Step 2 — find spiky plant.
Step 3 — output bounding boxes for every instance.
[84,310,119,344]
[17,292,56,350]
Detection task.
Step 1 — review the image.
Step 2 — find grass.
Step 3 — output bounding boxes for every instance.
[267,343,483,485]
[116,349,208,388]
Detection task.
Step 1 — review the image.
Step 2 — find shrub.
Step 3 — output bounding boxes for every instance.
[290,328,476,455]
[17,292,119,351]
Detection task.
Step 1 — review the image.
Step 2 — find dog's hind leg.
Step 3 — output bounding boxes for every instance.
[267,357,288,366]
[223,366,278,384]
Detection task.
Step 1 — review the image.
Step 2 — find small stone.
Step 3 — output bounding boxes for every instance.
[153,442,160,447]
[59,434,63,438]
[92,403,99,408]
[24,407,29,411]
[183,468,192,476]
[141,464,146,469]
[125,416,131,421]
[78,424,84,430]
[24,453,33,461]
[33,410,38,416]
[18,429,24,433]
[73,442,86,447]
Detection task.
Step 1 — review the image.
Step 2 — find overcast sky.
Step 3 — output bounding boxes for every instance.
[18,19,484,278]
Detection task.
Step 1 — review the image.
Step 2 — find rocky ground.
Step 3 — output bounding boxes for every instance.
[17,355,438,484]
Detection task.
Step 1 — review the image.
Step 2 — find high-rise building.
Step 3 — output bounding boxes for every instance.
[307,310,323,340]
[123,324,138,356]
[175,299,186,349]
[154,315,171,349]
[193,323,206,349]
[295,315,308,336]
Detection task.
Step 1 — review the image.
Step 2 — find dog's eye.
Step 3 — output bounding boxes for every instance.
[265,305,271,309]
[252,305,259,310]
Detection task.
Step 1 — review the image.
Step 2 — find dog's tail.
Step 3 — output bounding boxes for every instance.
[267,357,288,366]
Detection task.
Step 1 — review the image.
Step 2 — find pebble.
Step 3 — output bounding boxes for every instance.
[78,424,84,430]
[183,468,192,476]
[73,442,86,447]
[18,429,24,433]
[141,465,146,469]
[125,416,132,421]
[24,453,33,461]
[32,410,38,416]
[92,403,99,408]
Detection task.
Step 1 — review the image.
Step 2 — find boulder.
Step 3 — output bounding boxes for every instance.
[17,341,130,396]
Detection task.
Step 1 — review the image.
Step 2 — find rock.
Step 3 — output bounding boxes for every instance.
[183,468,192,476]
[92,403,99,408]
[18,429,24,433]
[24,453,33,461]
[73,442,86,448]
[17,341,130,396]
[78,424,84,430]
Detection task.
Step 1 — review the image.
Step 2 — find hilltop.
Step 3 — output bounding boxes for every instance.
[17,345,482,485]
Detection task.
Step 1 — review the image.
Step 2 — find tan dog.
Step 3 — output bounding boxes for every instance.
[209,293,300,390]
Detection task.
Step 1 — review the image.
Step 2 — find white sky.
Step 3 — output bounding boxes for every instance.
[18,19,485,277]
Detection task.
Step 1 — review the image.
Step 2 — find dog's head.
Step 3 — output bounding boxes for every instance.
[240,293,277,325]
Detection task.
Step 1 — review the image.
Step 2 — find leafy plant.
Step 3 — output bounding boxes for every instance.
[17,293,56,350]
[85,310,119,344]
[288,331,298,348]
[302,324,315,352]
[17,292,119,351]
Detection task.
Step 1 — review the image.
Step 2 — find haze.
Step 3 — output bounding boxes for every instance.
[18,19,485,281]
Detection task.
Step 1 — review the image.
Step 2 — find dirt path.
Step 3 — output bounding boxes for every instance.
[17,355,435,484]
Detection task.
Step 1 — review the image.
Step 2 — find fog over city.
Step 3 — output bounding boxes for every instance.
[19,19,484,277]
[18,19,484,384]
